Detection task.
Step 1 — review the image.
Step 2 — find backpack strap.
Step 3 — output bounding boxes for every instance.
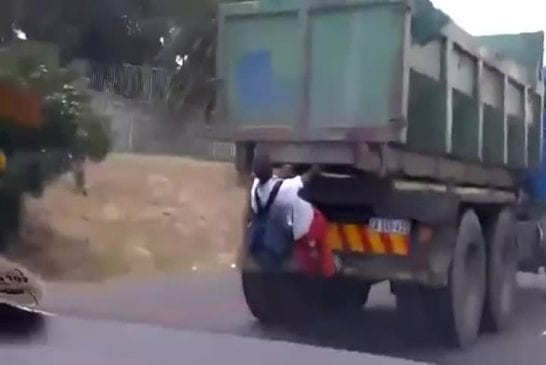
[255,180,283,215]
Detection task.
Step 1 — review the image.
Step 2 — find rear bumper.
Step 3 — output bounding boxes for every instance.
[334,252,446,287]
[239,215,454,288]
[239,249,447,287]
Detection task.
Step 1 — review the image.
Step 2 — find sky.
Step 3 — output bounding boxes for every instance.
[431,0,546,63]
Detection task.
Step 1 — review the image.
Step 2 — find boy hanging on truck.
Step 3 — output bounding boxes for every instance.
[246,149,335,276]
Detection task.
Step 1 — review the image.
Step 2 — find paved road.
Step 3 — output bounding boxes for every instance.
[37,272,546,365]
[0,307,425,365]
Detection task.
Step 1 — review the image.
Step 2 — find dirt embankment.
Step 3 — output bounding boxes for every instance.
[8,154,246,282]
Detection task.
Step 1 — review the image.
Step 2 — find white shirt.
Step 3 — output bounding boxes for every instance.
[250,176,314,240]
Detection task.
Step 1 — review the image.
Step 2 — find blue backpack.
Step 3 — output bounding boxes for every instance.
[248,180,293,269]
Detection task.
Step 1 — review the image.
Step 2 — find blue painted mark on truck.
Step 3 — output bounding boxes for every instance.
[235,50,291,117]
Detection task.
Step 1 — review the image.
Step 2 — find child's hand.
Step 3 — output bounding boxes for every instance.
[302,164,321,183]
[278,164,295,178]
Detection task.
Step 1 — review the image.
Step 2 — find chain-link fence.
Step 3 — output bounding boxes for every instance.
[86,64,235,162]
[88,61,173,104]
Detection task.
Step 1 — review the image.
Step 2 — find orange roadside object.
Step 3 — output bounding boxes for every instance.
[25,89,42,128]
[13,88,24,124]
[0,151,6,173]
[0,82,42,128]
[0,84,16,121]
[0,85,7,118]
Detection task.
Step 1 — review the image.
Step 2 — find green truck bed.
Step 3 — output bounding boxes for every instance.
[215,0,544,188]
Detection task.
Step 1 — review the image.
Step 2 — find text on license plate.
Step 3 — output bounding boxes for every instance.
[369,218,411,235]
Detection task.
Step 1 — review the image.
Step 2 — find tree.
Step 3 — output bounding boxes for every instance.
[2,0,222,114]
[4,0,220,65]
[0,41,110,190]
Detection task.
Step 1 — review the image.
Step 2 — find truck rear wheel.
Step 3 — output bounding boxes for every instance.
[319,277,371,310]
[241,271,320,325]
[482,208,517,332]
[395,285,430,343]
[242,271,283,324]
[396,210,486,348]
[437,209,486,348]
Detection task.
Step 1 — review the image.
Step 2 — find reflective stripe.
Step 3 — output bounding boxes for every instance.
[390,234,409,256]
[336,224,351,251]
[343,224,365,253]
[367,230,387,254]
[326,224,343,251]
[325,223,410,256]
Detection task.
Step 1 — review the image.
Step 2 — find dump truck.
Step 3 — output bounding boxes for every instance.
[213,0,545,348]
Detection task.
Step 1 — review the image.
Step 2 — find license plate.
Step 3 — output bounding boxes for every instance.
[369,218,410,235]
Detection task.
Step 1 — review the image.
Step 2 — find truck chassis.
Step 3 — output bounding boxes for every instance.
[240,162,545,348]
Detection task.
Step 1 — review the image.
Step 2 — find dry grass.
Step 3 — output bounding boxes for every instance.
[8,154,246,282]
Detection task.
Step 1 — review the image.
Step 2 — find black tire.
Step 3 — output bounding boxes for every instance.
[241,271,320,325]
[320,277,371,311]
[241,271,282,324]
[395,285,430,343]
[396,211,486,348]
[435,209,487,348]
[482,208,517,332]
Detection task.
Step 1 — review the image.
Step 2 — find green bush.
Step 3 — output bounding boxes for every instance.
[0,49,111,194]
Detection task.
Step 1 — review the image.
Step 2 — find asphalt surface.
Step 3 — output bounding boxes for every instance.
[0,309,426,365]
[8,272,546,365]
